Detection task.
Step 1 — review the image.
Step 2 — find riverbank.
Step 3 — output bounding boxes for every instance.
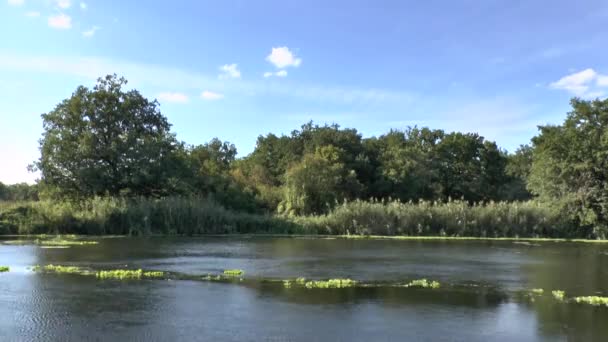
[0,197,600,239]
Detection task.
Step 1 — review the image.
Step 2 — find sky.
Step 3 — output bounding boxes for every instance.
[1,0,608,184]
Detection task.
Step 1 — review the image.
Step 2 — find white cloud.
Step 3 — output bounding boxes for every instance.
[80,2,86,10]
[55,0,71,9]
[266,47,301,69]
[550,68,608,97]
[0,53,413,106]
[201,90,224,100]
[25,11,40,18]
[48,13,72,29]
[7,0,24,6]
[82,26,100,37]
[218,64,241,79]
[158,92,189,103]
[263,70,288,78]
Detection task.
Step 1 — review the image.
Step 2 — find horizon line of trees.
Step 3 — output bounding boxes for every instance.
[5,75,608,233]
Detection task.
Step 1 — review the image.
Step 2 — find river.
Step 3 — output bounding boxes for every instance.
[0,237,606,341]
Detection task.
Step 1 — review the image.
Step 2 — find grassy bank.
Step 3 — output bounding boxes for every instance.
[0,197,594,238]
[0,197,301,235]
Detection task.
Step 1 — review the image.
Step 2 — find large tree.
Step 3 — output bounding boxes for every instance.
[528,98,608,236]
[34,75,179,198]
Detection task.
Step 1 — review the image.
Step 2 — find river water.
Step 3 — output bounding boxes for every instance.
[0,237,607,341]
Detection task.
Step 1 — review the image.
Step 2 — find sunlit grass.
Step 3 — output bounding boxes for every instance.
[403,279,441,289]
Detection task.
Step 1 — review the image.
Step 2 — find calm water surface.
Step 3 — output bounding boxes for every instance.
[0,237,607,341]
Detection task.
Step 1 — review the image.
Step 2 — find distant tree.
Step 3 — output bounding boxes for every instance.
[500,145,533,201]
[434,132,507,202]
[528,98,608,236]
[33,75,179,198]
[279,145,362,215]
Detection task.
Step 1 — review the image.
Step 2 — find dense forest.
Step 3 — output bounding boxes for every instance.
[1,75,607,238]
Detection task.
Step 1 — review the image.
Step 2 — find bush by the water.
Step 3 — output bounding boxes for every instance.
[0,197,585,238]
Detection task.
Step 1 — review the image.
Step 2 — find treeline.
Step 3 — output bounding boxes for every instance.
[0,182,38,201]
[2,74,607,238]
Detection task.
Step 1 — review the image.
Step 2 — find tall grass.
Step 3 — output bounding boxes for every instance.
[0,197,583,238]
[293,199,577,238]
[0,197,301,235]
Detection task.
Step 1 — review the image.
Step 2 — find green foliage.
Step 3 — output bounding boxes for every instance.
[33,75,180,198]
[531,288,544,295]
[223,269,244,276]
[0,182,39,201]
[528,98,608,238]
[0,197,301,235]
[403,279,441,289]
[574,296,608,307]
[0,266,9,272]
[304,278,357,288]
[293,199,570,237]
[32,264,90,275]
[279,145,362,215]
[552,290,566,301]
[96,269,164,280]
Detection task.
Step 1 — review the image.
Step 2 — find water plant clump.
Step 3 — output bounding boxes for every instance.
[223,269,244,276]
[0,266,9,272]
[96,269,164,280]
[404,279,441,289]
[573,296,608,307]
[304,278,357,289]
[32,264,90,275]
[283,277,307,288]
[37,239,99,246]
[552,290,566,301]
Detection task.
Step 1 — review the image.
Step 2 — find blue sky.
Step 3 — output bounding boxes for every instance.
[1,0,608,184]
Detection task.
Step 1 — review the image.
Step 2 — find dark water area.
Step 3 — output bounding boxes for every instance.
[1,237,607,341]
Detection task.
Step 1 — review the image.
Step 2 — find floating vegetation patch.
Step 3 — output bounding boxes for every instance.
[304,278,357,289]
[96,269,164,280]
[552,290,566,301]
[283,277,307,288]
[2,237,99,247]
[573,296,608,307]
[223,269,244,276]
[32,264,91,275]
[403,279,441,289]
[0,266,9,272]
[37,239,99,246]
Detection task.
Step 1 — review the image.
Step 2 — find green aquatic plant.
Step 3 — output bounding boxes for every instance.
[283,277,307,288]
[223,269,244,276]
[531,288,544,295]
[404,279,441,289]
[304,278,357,289]
[573,296,608,307]
[552,290,566,301]
[0,266,9,272]
[95,269,164,280]
[37,239,99,246]
[32,264,90,275]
